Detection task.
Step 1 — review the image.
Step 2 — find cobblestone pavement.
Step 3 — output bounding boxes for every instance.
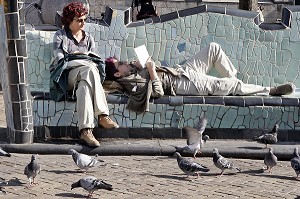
[0,153,299,199]
[0,89,299,198]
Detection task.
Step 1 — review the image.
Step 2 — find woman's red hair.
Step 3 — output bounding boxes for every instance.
[62,2,88,28]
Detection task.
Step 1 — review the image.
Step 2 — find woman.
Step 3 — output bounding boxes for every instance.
[50,2,119,147]
[105,42,295,113]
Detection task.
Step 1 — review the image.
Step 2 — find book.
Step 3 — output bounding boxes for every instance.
[134,45,150,68]
[71,51,101,59]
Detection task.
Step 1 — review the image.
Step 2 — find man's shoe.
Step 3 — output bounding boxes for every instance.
[269,82,295,96]
[98,115,119,129]
[80,128,100,147]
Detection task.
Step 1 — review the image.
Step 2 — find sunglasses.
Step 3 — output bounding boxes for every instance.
[76,18,87,23]
[118,61,125,66]
[115,61,124,70]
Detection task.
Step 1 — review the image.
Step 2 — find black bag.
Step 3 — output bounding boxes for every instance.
[135,0,157,20]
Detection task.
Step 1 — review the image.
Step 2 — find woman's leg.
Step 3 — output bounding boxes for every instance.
[68,64,119,147]
[68,64,112,130]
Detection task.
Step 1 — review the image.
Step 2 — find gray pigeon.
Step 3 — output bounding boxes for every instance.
[175,117,209,158]
[291,147,300,179]
[0,187,6,195]
[24,155,41,187]
[71,176,113,198]
[252,124,278,148]
[264,148,277,173]
[0,147,10,157]
[212,148,241,176]
[174,152,210,178]
[68,149,105,172]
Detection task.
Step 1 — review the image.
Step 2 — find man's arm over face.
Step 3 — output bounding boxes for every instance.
[145,58,164,97]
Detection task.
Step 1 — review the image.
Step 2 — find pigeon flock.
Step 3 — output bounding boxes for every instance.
[1,119,300,197]
[173,120,299,180]
[0,147,112,198]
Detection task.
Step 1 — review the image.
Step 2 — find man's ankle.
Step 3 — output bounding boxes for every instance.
[269,83,295,96]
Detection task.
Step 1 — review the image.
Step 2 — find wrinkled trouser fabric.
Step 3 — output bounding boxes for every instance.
[67,62,109,131]
[176,42,270,96]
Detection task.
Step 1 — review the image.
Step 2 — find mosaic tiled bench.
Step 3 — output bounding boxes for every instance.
[27,5,300,140]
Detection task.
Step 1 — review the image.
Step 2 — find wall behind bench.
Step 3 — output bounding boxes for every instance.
[26,5,300,134]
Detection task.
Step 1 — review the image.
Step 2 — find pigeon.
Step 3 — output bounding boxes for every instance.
[212,148,241,176]
[0,147,11,157]
[264,147,277,173]
[0,177,7,186]
[71,176,113,198]
[174,152,210,178]
[291,147,300,179]
[24,155,41,187]
[252,124,278,148]
[68,149,105,172]
[175,117,209,158]
[0,187,6,195]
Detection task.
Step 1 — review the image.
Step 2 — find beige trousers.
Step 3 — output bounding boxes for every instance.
[67,61,109,131]
[176,42,270,96]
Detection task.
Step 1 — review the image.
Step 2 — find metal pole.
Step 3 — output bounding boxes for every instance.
[3,0,34,143]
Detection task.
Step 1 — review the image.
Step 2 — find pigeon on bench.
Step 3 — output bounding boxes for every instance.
[252,124,278,148]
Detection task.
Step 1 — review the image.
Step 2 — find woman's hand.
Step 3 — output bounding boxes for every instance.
[72,51,82,55]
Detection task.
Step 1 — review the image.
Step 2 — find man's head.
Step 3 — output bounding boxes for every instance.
[62,2,88,28]
[105,57,131,81]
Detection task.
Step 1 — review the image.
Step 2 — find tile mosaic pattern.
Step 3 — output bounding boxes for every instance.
[25,5,300,133]
[1,1,34,143]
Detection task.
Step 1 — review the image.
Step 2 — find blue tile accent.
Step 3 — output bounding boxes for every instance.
[224,97,245,107]
[263,97,283,106]
[204,96,225,105]
[207,5,225,14]
[244,97,264,107]
[177,42,186,53]
[282,7,292,27]
[178,5,207,18]
[160,11,179,23]
[282,98,299,106]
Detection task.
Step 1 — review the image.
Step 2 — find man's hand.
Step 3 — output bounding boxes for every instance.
[131,60,143,69]
[145,57,155,70]
[145,57,159,81]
